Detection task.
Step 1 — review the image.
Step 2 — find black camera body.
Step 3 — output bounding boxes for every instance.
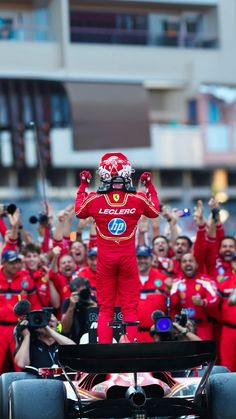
[151,309,188,341]
[2,203,17,217]
[14,307,53,350]
[29,213,49,225]
[27,309,52,329]
[69,277,92,306]
[15,308,52,334]
[174,309,188,328]
[77,288,92,305]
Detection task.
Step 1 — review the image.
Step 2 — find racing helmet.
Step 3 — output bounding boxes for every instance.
[97,152,133,182]
[97,152,136,193]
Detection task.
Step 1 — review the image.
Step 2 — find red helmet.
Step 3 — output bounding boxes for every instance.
[97,152,133,181]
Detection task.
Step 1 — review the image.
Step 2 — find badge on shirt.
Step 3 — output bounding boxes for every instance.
[113,194,120,202]
[218,266,225,275]
[154,279,162,288]
[217,275,228,283]
[186,307,196,319]
[178,283,186,292]
[21,279,29,289]
[195,284,201,291]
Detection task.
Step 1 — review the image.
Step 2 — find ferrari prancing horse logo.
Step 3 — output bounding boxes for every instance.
[113,194,120,202]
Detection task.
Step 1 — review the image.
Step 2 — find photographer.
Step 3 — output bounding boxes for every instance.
[150,310,201,343]
[14,311,75,370]
[61,277,97,343]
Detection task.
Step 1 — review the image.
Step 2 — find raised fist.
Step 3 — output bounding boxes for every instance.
[80,170,92,185]
[140,172,152,187]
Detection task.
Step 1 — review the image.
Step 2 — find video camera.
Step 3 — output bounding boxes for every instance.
[14,300,53,330]
[29,213,49,226]
[150,309,188,341]
[2,203,17,217]
[27,309,52,328]
[69,277,92,306]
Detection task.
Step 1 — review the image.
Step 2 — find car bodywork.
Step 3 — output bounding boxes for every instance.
[58,340,216,418]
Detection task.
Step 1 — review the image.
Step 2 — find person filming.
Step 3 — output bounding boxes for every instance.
[150,310,201,342]
[61,277,97,344]
[14,302,75,370]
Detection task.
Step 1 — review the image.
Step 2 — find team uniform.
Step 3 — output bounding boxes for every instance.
[75,153,160,343]
[217,274,236,371]
[0,267,40,373]
[138,266,168,342]
[170,274,219,340]
[77,265,97,296]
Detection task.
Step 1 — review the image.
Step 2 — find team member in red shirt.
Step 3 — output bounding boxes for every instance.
[75,152,160,343]
[217,272,236,371]
[136,245,169,342]
[170,253,219,340]
[70,240,88,270]
[0,249,40,373]
[22,243,60,310]
[78,247,97,292]
[49,249,75,307]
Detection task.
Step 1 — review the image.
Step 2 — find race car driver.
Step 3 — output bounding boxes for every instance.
[74,152,160,343]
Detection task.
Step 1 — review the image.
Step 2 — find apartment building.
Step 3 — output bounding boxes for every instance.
[0,0,235,231]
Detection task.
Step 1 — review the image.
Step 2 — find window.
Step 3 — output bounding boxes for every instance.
[0,17,13,40]
[160,170,183,187]
[187,99,198,125]
[191,170,211,187]
[70,10,148,45]
[208,99,221,123]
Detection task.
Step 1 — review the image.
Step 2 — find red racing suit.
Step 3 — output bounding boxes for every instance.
[0,267,40,373]
[75,186,160,343]
[170,274,219,340]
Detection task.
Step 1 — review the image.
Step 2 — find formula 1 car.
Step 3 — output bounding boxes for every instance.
[1,340,236,419]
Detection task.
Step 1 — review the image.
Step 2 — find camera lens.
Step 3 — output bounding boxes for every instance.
[79,288,91,301]
[155,317,172,332]
[32,312,43,325]
[29,216,38,224]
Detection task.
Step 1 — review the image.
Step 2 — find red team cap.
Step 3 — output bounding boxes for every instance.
[97,152,134,181]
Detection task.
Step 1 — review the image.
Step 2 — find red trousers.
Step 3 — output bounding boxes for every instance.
[96,248,140,343]
[220,325,236,372]
[0,325,21,373]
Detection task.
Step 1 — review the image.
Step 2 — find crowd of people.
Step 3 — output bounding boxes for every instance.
[0,170,236,374]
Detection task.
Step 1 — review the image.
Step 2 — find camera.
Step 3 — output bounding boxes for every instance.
[174,309,188,327]
[77,288,92,304]
[14,300,53,331]
[179,208,191,217]
[29,213,49,225]
[27,309,52,329]
[211,207,220,223]
[69,277,92,305]
[2,203,17,217]
[150,309,188,341]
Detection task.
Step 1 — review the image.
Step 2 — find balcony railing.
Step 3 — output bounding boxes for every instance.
[0,24,52,42]
[70,27,218,48]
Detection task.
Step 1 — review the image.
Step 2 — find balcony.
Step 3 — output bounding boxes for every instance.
[70,27,218,48]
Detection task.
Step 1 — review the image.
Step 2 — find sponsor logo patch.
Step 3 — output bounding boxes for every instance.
[108,218,126,235]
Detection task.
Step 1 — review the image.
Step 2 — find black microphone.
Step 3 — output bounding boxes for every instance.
[151,310,165,322]
[14,300,31,317]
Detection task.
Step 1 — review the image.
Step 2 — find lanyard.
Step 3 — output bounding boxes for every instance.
[47,348,57,366]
